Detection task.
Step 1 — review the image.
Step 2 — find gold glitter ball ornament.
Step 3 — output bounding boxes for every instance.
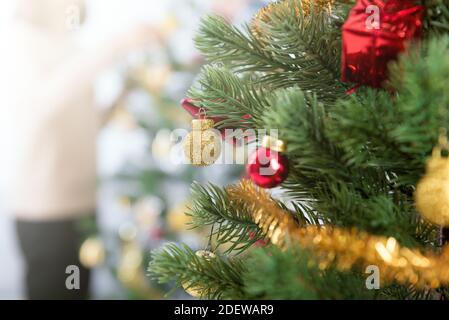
[415,146,449,227]
[182,250,217,298]
[184,119,221,166]
[182,282,205,298]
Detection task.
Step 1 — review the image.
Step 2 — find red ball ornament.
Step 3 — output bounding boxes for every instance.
[341,0,424,88]
[247,137,289,189]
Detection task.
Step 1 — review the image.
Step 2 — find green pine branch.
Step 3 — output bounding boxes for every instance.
[261,87,362,202]
[186,182,311,254]
[244,246,384,300]
[245,242,435,301]
[253,0,347,102]
[148,243,247,299]
[424,0,449,34]
[313,179,438,247]
[187,182,265,254]
[194,0,349,103]
[188,67,270,129]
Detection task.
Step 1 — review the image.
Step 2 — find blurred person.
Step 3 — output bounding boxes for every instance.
[0,0,159,299]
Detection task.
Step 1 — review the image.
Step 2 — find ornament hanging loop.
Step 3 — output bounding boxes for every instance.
[198,107,207,120]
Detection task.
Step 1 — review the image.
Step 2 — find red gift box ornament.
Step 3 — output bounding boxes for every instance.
[341,0,424,88]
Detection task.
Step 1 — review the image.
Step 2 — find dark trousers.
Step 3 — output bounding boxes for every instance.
[15,217,91,300]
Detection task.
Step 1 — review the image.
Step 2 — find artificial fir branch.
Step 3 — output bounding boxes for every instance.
[389,37,449,161]
[424,0,449,34]
[195,15,288,74]
[186,182,313,254]
[327,88,418,174]
[148,183,435,299]
[252,0,347,101]
[194,0,350,102]
[187,182,265,254]
[148,243,247,299]
[244,246,383,300]
[262,89,347,183]
[188,67,269,129]
[312,180,429,246]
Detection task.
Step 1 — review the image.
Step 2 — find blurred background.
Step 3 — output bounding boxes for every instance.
[0,0,268,299]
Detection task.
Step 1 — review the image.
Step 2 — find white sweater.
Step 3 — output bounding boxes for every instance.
[0,22,97,221]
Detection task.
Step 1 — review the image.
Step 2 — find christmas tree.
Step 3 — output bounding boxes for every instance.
[149,0,449,300]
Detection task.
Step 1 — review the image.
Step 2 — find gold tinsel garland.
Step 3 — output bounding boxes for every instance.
[226,180,449,289]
